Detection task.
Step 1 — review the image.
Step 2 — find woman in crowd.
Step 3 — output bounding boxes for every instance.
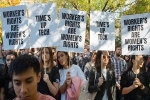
[38,47,60,99]
[88,51,116,100]
[84,50,97,79]
[57,51,86,100]
[0,51,17,100]
[123,55,131,68]
[121,55,150,100]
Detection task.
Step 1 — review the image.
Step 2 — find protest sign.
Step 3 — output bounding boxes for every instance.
[90,11,115,51]
[28,3,59,48]
[1,5,29,50]
[121,13,150,55]
[57,8,87,53]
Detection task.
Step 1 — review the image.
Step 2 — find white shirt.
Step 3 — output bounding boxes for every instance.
[59,64,86,100]
[102,69,108,100]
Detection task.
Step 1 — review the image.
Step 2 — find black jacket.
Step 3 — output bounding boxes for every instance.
[121,68,150,100]
[88,67,116,100]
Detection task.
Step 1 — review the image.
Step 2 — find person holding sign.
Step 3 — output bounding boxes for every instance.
[8,55,55,100]
[38,47,60,99]
[57,51,86,100]
[121,55,150,100]
[88,51,116,100]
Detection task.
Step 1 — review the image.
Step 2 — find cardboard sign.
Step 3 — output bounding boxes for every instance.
[1,5,29,50]
[90,11,115,51]
[28,3,59,48]
[121,13,150,55]
[57,8,87,53]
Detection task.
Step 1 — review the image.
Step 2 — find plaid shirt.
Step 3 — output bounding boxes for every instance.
[111,56,127,84]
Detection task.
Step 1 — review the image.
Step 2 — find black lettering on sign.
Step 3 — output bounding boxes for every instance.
[98,34,107,40]
[124,17,147,25]
[3,10,25,18]
[128,45,144,51]
[62,13,84,21]
[96,21,109,27]
[35,15,51,22]
[41,22,47,28]
[11,25,19,31]
[65,20,80,28]
[68,28,76,34]
[100,28,105,33]
[127,25,143,31]
[9,39,23,45]
[7,17,22,24]
[61,34,81,42]
[5,31,25,39]
[39,29,50,36]
[125,38,147,44]
[131,32,140,38]
[63,41,78,48]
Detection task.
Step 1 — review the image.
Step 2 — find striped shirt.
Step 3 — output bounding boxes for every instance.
[111,56,127,84]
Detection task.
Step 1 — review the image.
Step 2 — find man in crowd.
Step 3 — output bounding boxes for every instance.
[8,55,55,100]
[111,45,127,100]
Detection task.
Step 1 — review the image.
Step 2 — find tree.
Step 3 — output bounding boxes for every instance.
[123,0,150,15]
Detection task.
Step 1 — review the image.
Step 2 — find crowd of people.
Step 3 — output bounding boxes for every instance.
[0,44,150,100]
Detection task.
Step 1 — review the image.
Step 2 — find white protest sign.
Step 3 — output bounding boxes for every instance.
[90,11,115,51]
[28,3,59,48]
[1,5,29,50]
[121,13,150,55]
[57,8,87,53]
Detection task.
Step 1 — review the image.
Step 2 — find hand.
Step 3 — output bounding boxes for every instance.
[43,74,50,83]
[116,83,121,90]
[98,77,103,86]
[66,71,72,86]
[135,78,142,86]
[132,78,139,89]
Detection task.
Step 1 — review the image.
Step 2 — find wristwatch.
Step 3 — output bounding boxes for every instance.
[139,84,144,89]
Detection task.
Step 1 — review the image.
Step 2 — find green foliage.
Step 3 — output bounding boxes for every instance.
[115,35,121,46]
[123,0,150,15]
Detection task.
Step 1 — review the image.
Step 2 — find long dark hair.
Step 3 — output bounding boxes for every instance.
[128,55,146,72]
[95,51,112,72]
[39,47,54,70]
[2,51,17,80]
[57,51,72,69]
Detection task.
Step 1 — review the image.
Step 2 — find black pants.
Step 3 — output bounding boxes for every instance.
[116,86,123,100]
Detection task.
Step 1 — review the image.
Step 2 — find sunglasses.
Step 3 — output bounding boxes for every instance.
[102,55,110,59]
[52,52,55,55]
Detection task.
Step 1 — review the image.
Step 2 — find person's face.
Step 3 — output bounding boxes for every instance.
[125,56,129,61]
[102,51,110,66]
[84,49,88,55]
[2,46,8,57]
[57,52,68,66]
[52,49,56,60]
[135,55,144,68]
[25,49,29,54]
[115,47,121,57]
[6,54,15,67]
[13,68,41,100]
[42,48,50,62]
[92,53,96,61]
